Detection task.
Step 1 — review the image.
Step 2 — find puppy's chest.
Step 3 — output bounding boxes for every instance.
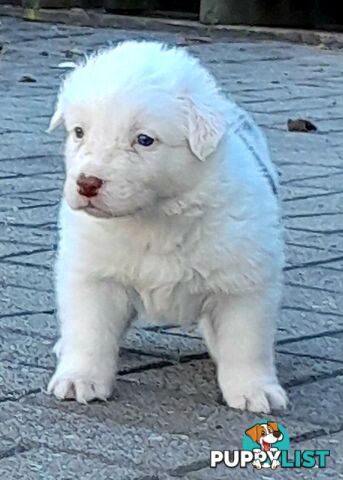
[106,240,206,324]
[132,280,205,325]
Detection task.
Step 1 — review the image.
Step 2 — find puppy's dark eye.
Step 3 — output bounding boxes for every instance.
[74,127,84,139]
[137,133,154,147]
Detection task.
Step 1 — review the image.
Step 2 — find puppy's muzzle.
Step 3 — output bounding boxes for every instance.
[77,174,103,198]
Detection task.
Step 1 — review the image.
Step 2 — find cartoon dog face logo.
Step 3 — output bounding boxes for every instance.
[243,421,290,470]
[245,422,283,451]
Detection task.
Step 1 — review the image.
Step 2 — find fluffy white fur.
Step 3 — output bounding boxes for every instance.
[47,41,287,413]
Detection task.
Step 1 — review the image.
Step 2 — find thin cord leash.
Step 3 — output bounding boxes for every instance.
[231,115,278,197]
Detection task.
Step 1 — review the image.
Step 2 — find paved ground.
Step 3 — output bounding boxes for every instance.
[0,16,343,480]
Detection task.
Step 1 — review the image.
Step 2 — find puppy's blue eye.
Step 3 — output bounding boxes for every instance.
[74,127,84,139]
[137,134,154,147]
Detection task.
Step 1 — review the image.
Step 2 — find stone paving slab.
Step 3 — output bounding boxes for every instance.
[0,15,342,479]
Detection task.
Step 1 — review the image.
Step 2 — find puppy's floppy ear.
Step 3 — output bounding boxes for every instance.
[245,425,260,443]
[267,422,279,432]
[48,61,79,132]
[47,95,64,133]
[47,106,63,133]
[183,96,226,161]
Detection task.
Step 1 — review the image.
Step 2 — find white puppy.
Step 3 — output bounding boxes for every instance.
[47,41,287,413]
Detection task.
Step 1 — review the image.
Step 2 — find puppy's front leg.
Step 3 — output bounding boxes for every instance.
[204,289,287,413]
[48,274,131,403]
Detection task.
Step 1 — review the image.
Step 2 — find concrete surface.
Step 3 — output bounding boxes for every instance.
[0,16,342,479]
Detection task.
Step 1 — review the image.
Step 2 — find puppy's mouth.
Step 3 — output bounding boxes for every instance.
[70,198,112,219]
[77,201,140,219]
[82,205,113,219]
[262,440,271,451]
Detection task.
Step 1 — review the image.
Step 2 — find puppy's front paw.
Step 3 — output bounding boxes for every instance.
[220,380,287,413]
[48,370,113,404]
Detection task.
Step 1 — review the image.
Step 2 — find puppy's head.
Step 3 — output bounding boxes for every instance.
[245,422,283,450]
[49,41,229,219]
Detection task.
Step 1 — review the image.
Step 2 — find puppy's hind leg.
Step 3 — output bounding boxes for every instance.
[48,273,132,403]
[202,288,287,413]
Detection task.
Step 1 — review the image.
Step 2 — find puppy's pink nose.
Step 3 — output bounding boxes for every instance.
[77,174,103,198]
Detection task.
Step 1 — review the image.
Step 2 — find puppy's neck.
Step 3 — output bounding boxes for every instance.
[158,168,225,219]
